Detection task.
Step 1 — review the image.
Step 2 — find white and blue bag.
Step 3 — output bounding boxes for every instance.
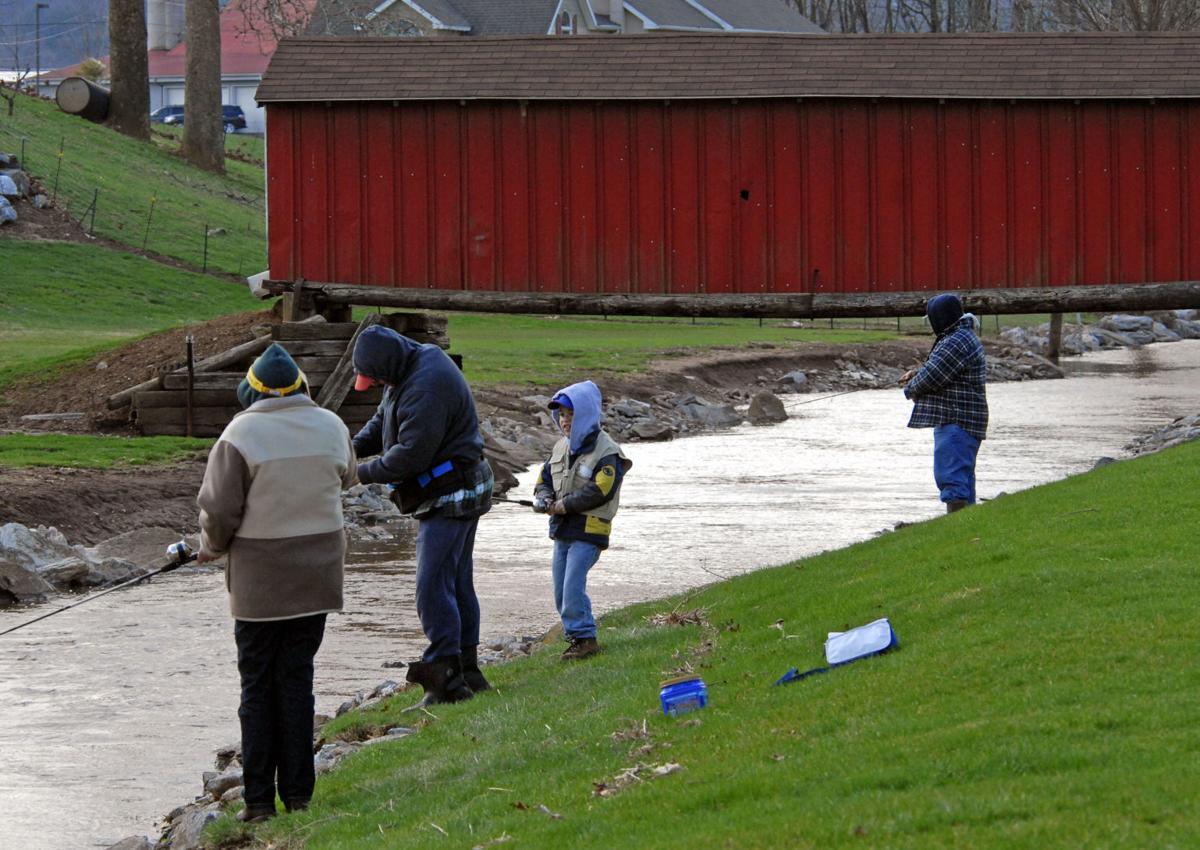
[775,617,899,686]
[825,617,899,666]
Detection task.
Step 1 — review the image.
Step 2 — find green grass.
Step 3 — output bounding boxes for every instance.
[152,124,265,166]
[0,90,266,275]
[0,240,260,395]
[440,313,897,386]
[209,440,1200,850]
[0,433,211,468]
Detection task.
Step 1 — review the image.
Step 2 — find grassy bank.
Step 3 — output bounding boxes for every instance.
[0,434,211,468]
[0,90,266,275]
[0,241,258,396]
[210,441,1199,849]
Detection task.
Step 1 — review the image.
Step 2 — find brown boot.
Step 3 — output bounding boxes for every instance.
[237,804,277,823]
[404,655,474,709]
[946,500,969,513]
[561,637,600,661]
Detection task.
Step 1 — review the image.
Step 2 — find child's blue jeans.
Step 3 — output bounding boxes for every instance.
[552,539,601,640]
[933,423,980,504]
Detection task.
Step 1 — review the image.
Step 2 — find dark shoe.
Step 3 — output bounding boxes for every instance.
[237,804,277,823]
[561,637,600,661]
[404,655,474,708]
[284,798,310,813]
[946,500,969,513]
[461,645,491,693]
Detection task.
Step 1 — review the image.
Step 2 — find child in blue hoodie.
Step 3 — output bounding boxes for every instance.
[533,380,632,660]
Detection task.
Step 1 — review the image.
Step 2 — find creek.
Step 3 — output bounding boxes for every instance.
[1,341,1197,849]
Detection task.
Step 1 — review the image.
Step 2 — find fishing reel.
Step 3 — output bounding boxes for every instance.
[165,540,198,570]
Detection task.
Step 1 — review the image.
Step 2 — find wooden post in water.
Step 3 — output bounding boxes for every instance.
[1047,313,1063,363]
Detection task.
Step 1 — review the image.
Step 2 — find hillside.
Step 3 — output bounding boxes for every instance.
[0,89,266,276]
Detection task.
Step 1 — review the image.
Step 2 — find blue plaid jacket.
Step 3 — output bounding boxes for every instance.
[904,317,988,441]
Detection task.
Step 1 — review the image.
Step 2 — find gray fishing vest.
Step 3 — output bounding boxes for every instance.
[549,430,631,525]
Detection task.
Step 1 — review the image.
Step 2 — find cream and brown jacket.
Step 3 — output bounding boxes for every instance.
[198,395,357,621]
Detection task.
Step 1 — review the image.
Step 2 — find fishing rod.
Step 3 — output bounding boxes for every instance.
[790,386,877,406]
[493,496,537,508]
[0,541,197,637]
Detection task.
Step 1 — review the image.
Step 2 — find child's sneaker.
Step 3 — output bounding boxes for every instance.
[561,637,601,661]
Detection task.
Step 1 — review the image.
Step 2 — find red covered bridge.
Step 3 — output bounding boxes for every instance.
[255,33,1200,317]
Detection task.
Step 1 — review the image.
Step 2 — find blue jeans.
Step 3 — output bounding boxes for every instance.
[415,513,481,661]
[235,613,326,809]
[552,540,601,640]
[933,423,981,504]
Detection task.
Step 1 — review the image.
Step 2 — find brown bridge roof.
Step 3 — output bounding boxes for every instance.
[256,32,1200,104]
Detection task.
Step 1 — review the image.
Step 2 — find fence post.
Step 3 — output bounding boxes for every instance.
[142,196,157,251]
[20,137,25,167]
[89,189,97,235]
[51,136,64,203]
[202,223,209,274]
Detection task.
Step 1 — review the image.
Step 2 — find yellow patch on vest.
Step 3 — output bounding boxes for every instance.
[595,464,617,496]
[585,515,612,535]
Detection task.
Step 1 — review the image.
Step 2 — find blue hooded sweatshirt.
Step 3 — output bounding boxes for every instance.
[351,325,485,488]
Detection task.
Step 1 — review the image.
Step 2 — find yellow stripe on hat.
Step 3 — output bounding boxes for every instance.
[245,364,307,397]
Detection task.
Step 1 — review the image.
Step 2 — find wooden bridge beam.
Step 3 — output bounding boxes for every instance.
[263,280,1200,320]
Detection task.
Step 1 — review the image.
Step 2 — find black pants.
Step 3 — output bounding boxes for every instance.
[234,613,327,809]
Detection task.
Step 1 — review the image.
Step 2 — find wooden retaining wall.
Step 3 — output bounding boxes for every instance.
[127,313,448,438]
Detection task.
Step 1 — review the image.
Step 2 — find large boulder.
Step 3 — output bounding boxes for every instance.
[748,391,788,425]
[0,559,55,606]
[0,195,15,224]
[0,523,79,571]
[82,526,186,569]
[673,394,743,428]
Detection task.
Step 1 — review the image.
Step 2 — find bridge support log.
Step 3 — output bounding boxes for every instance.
[263,280,1200,320]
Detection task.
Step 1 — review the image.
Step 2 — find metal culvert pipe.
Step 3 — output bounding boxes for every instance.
[55,76,110,123]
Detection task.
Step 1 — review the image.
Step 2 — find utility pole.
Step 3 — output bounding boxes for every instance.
[35,3,49,94]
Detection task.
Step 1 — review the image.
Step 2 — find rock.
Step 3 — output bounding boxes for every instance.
[747,391,787,425]
[105,837,153,850]
[83,527,185,569]
[314,741,358,775]
[32,193,49,209]
[335,699,357,717]
[674,395,743,428]
[1093,456,1117,469]
[0,559,54,606]
[219,785,244,805]
[1149,321,1181,343]
[203,768,243,799]
[775,370,808,393]
[611,399,651,418]
[1100,314,1153,333]
[0,195,15,224]
[214,742,241,771]
[37,557,93,587]
[0,152,15,167]
[631,420,674,441]
[0,523,79,571]
[0,168,30,197]
[165,806,221,850]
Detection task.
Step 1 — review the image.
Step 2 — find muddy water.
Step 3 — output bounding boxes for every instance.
[1,341,1197,849]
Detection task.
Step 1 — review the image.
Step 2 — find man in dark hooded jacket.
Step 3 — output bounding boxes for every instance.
[900,293,988,512]
[351,325,493,706]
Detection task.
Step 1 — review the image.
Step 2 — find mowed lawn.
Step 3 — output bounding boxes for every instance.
[209,440,1199,850]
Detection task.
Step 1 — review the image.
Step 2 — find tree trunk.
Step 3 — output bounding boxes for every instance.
[183,0,224,174]
[107,0,150,140]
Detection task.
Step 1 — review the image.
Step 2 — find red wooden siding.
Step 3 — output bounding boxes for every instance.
[266,98,1200,293]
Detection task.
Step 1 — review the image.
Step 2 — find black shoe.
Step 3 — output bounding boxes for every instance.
[946,500,969,513]
[237,804,277,823]
[561,637,600,661]
[284,798,310,813]
[461,645,491,693]
[404,655,474,708]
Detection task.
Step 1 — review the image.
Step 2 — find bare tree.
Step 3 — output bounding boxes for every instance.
[1,69,31,117]
[235,0,423,43]
[183,0,223,173]
[1048,0,1200,30]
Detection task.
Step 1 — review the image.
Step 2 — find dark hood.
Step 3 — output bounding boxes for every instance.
[352,325,421,385]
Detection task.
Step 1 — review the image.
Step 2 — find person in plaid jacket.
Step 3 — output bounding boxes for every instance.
[900,294,988,513]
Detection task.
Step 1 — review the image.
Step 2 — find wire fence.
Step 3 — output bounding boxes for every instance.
[0,119,267,278]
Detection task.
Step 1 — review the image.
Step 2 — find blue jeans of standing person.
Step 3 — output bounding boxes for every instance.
[415,513,481,662]
[552,540,601,639]
[235,613,326,811]
[933,423,981,504]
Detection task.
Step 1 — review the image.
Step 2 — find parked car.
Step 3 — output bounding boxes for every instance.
[148,104,247,133]
[149,105,185,125]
